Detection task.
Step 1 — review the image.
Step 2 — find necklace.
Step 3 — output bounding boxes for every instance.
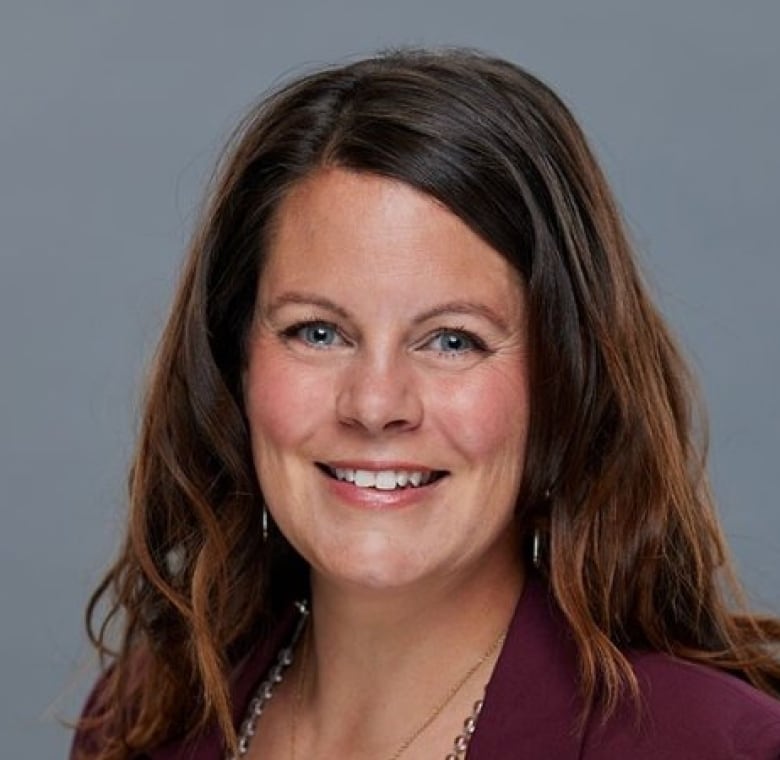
[229,600,310,760]
[290,614,505,760]
[230,601,504,760]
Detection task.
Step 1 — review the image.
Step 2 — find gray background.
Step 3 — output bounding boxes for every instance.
[1,1,778,756]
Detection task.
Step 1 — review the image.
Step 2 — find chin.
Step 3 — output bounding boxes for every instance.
[310,536,436,592]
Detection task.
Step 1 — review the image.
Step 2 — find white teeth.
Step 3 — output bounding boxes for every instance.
[329,467,438,490]
[354,469,376,487]
[375,471,398,490]
[334,467,356,483]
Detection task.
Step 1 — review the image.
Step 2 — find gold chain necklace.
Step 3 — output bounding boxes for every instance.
[290,622,506,760]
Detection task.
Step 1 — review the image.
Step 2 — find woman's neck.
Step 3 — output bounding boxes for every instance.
[292,553,524,758]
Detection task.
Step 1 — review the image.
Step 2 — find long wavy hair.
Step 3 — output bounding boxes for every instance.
[74,48,780,759]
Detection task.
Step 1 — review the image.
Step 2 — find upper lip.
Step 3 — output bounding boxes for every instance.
[318,460,446,473]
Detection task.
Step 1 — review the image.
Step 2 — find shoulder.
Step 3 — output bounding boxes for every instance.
[478,579,780,760]
[585,650,780,759]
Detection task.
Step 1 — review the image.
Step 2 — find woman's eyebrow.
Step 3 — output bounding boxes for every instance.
[265,293,509,331]
[265,291,352,320]
[412,301,510,331]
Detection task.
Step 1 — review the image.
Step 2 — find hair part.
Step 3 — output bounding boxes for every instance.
[75,47,780,759]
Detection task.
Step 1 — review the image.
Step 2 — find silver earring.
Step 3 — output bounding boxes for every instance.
[531,527,542,569]
[262,505,269,542]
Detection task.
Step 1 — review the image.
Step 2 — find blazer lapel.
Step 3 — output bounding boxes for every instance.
[468,578,585,759]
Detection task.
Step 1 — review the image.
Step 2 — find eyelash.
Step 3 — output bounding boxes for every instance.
[425,326,489,356]
[280,320,489,356]
[280,320,346,348]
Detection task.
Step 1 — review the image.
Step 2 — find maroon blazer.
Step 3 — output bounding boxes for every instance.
[73,579,780,759]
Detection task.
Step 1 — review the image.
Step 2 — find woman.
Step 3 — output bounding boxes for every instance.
[72,49,780,759]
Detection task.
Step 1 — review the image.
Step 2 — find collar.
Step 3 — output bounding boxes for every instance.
[468,576,585,759]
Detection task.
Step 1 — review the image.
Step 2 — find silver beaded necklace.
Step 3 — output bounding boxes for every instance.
[228,601,310,759]
[229,601,494,759]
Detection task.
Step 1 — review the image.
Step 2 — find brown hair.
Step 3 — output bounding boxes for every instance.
[74,48,780,759]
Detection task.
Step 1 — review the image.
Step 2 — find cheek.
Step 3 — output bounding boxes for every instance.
[433,362,529,461]
[244,341,332,452]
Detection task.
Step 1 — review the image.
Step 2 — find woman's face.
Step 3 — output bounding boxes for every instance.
[243,168,530,594]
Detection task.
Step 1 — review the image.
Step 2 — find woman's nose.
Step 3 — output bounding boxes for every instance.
[335,352,424,435]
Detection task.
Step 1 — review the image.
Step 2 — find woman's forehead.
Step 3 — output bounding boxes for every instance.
[259,168,525,321]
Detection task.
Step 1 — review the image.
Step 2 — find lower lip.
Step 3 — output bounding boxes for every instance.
[319,469,447,510]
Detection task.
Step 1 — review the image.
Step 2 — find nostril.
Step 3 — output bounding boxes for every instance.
[334,372,424,435]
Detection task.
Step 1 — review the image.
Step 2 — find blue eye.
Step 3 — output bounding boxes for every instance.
[428,330,481,354]
[298,322,339,346]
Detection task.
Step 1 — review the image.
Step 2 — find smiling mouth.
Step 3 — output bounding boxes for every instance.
[316,464,449,491]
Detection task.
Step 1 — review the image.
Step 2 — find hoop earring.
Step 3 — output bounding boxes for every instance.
[531,527,542,569]
[530,487,552,569]
[262,505,269,542]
